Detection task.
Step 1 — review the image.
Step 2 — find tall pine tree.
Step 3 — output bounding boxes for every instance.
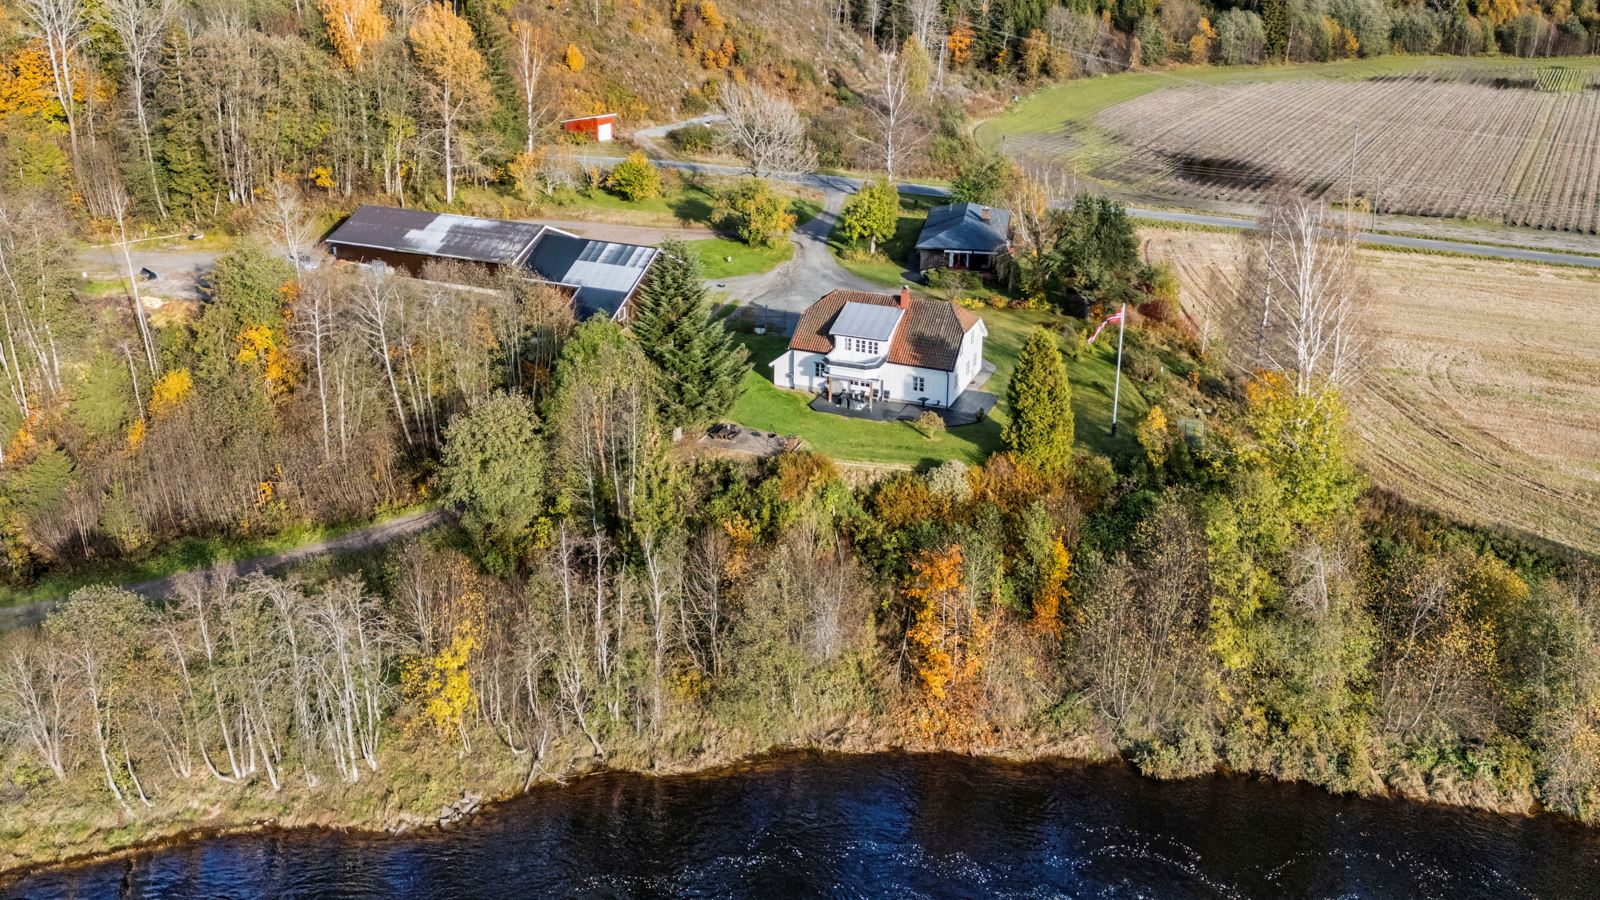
[630,240,751,427]
[1002,327,1075,476]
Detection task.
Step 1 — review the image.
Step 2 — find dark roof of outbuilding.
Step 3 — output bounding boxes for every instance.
[324,206,548,266]
[527,233,658,320]
[914,202,1011,253]
[788,290,982,372]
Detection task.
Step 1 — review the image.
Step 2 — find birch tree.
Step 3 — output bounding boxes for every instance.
[864,52,924,179]
[408,3,492,205]
[1241,192,1367,397]
[19,0,89,158]
[100,0,176,219]
[507,16,547,154]
[717,81,814,177]
[0,636,73,782]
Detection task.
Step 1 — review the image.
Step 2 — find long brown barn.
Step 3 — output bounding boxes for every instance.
[323,205,658,321]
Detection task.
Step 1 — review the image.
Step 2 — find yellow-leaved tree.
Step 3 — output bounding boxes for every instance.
[319,0,390,69]
[402,598,483,752]
[1030,538,1070,638]
[409,4,492,205]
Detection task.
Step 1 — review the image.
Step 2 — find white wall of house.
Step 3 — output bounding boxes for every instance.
[950,320,989,397]
[770,339,985,408]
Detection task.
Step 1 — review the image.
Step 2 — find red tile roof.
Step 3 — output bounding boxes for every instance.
[788,290,981,372]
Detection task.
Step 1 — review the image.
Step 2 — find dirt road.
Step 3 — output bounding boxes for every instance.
[0,508,450,631]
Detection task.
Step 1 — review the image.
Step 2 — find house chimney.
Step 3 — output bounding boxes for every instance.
[979,206,991,222]
[899,285,911,308]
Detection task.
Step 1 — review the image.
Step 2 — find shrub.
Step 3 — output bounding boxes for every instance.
[925,267,981,292]
[605,151,662,201]
[912,410,946,440]
[668,124,717,154]
[1137,263,1182,324]
[925,459,973,502]
[713,178,795,247]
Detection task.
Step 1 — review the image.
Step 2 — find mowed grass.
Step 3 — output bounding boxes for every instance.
[828,193,939,287]
[726,306,1146,468]
[545,182,719,227]
[691,238,795,278]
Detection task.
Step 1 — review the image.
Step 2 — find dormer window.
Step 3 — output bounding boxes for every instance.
[847,338,881,355]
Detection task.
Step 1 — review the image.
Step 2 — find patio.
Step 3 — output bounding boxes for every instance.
[809,389,998,427]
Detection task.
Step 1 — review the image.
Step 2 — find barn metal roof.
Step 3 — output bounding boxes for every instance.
[914,203,1011,253]
[527,233,659,320]
[325,206,547,266]
[828,302,904,342]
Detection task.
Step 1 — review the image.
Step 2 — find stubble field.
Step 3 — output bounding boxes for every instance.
[1096,76,1600,232]
[1142,228,1600,555]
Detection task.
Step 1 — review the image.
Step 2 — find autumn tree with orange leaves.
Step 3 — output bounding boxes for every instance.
[904,544,997,742]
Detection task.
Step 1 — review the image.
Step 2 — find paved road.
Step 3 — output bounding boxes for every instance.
[0,508,450,632]
[580,155,1600,270]
[713,178,891,331]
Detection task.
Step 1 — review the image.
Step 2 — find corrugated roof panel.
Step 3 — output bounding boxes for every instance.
[829,302,904,342]
[325,206,546,265]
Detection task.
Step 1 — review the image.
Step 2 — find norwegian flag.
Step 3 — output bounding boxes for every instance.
[1086,307,1125,345]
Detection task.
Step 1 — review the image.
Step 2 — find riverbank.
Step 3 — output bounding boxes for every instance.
[0,703,1568,883]
[11,747,1600,898]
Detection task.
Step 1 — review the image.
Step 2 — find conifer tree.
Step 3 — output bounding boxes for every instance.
[1002,327,1074,476]
[630,240,750,427]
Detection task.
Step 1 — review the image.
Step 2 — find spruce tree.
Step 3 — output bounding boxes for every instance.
[630,240,751,427]
[1002,327,1075,477]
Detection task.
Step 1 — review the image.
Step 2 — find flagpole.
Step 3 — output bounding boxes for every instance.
[1109,304,1126,437]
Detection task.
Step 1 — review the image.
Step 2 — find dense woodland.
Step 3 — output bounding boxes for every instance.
[1,0,1600,870]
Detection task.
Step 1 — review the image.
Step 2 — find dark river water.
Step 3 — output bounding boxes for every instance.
[7,751,1600,899]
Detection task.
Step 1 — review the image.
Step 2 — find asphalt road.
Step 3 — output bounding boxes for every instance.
[580,154,1600,270]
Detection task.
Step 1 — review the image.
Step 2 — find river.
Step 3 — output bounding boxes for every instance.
[5,751,1600,898]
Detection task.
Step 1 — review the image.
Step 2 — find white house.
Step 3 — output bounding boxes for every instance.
[769,287,988,410]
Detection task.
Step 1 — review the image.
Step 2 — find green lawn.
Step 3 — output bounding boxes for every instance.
[691,238,794,278]
[726,306,1146,468]
[828,193,939,287]
[551,182,719,226]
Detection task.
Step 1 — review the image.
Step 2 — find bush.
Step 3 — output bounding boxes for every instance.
[1136,263,1182,324]
[668,124,717,154]
[605,151,661,201]
[713,178,795,247]
[925,267,981,292]
[912,410,946,440]
[925,459,973,502]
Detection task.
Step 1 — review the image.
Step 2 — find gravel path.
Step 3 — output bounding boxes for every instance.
[0,508,450,632]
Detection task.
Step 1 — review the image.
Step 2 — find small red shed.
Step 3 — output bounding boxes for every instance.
[561,113,617,143]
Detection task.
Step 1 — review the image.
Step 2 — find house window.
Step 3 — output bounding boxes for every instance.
[911,375,926,393]
[847,338,880,355]
[813,360,828,377]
